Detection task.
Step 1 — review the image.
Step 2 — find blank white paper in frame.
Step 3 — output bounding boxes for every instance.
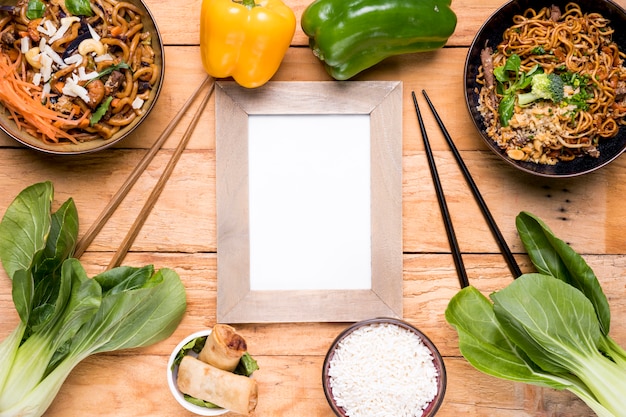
[215,81,403,323]
[248,114,372,291]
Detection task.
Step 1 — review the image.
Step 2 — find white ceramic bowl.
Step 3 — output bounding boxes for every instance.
[166,330,228,416]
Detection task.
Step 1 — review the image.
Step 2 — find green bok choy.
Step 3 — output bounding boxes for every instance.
[0,182,187,417]
[445,211,626,417]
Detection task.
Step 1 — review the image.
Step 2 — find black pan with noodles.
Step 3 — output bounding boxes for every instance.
[0,0,164,154]
[465,0,626,177]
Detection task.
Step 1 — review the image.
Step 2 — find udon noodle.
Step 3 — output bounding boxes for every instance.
[0,0,160,144]
[476,3,626,164]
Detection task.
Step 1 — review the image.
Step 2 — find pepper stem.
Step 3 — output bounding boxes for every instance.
[239,0,258,9]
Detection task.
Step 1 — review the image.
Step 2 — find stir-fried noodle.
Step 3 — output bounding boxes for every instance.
[0,0,159,144]
[477,3,626,164]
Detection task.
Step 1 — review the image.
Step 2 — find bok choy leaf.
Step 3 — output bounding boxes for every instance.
[445,285,615,417]
[515,211,610,334]
[446,212,626,417]
[516,211,626,368]
[0,182,56,395]
[0,182,187,417]
[0,181,53,280]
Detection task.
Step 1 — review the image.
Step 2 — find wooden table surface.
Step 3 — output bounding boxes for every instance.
[2,0,626,416]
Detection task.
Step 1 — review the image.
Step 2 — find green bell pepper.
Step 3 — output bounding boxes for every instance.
[301,0,457,80]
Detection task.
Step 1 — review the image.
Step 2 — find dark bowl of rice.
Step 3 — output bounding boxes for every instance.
[322,318,446,417]
[465,0,626,177]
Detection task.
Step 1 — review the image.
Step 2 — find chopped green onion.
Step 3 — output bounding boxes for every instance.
[65,0,93,16]
[90,96,113,125]
[26,0,45,20]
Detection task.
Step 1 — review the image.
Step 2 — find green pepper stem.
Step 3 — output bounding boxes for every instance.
[240,0,257,9]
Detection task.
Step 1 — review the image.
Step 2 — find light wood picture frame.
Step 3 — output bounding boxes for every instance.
[216,81,403,323]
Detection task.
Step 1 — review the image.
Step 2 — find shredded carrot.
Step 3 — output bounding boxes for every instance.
[54,81,65,93]
[6,49,19,62]
[77,118,90,129]
[0,54,82,144]
[109,26,124,37]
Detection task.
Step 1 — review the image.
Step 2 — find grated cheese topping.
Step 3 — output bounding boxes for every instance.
[48,17,80,44]
[132,97,145,110]
[87,24,101,41]
[20,37,29,54]
[94,53,113,63]
[21,14,144,113]
[328,323,439,417]
[62,74,90,103]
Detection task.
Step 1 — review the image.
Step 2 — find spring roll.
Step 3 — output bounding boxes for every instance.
[177,355,258,416]
[199,323,247,372]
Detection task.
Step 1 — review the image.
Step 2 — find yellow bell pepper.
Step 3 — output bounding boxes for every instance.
[200,0,296,88]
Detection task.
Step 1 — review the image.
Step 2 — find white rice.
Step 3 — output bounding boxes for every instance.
[328,323,439,417]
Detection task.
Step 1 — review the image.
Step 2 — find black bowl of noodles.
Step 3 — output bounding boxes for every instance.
[0,0,164,155]
[465,0,626,177]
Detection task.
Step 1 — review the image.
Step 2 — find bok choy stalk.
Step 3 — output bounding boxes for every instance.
[0,182,187,417]
[0,182,66,397]
[445,211,626,417]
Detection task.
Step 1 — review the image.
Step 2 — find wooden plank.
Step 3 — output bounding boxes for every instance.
[1,255,624,417]
[3,253,623,355]
[0,37,620,257]
[39,355,595,417]
[1,1,626,416]
[136,0,626,48]
[2,143,625,256]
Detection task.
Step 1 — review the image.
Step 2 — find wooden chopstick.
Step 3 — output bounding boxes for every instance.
[73,75,213,260]
[420,90,523,279]
[412,91,470,289]
[107,79,215,269]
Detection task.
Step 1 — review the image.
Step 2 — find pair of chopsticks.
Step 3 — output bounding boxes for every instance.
[412,90,522,288]
[74,75,215,269]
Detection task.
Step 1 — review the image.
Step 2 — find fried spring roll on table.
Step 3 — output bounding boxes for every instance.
[177,355,258,415]
[199,323,247,371]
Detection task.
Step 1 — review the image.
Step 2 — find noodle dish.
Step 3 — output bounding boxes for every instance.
[0,0,163,154]
[465,0,626,177]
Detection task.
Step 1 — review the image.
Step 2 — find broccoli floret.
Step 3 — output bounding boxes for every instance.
[517,73,564,106]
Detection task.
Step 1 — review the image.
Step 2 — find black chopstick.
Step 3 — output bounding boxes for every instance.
[421,90,523,279]
[412,91,470,289]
